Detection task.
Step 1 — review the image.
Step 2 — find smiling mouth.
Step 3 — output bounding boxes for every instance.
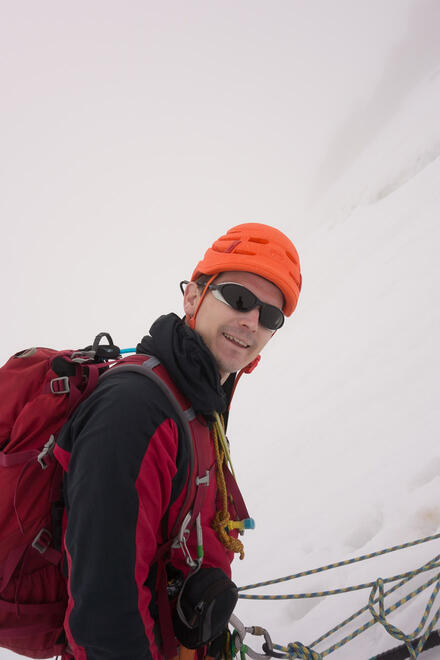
[223,332,250,349]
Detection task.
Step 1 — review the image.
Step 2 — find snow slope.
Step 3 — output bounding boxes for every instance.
[232,44,440,660]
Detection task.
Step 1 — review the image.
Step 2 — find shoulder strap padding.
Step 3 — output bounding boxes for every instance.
[100,359,195,539]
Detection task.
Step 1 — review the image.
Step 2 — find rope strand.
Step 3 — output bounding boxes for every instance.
[236,533,440,659]
[211,414,244,560]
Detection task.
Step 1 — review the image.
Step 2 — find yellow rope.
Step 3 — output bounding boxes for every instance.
[211,415,245,560]
[213,411,237,480]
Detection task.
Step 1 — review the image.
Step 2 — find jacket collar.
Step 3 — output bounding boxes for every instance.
[136,313,232,416]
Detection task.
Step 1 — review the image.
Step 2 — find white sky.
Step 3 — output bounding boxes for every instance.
[1,0,427,356]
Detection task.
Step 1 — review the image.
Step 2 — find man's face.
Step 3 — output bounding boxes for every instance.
[184,271,284,383]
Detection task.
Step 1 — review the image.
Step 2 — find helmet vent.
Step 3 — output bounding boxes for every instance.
[290,271,301,287]
[248,237,269,245]
[235,248,257,256]
[286,250,299,266]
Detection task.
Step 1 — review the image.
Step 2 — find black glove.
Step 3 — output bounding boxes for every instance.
[206,629,231,660]
[173,567,238,649]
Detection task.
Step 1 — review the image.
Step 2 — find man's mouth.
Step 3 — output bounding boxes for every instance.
[223,332,250,349]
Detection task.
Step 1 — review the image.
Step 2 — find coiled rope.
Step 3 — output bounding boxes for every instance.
[211,412,245,560]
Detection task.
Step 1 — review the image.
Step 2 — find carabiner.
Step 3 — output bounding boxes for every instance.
[229,614,272,660]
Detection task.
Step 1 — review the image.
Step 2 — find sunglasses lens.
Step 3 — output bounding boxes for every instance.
[259,307,284,330]
[221,284,256,312]
[219,284,284,331]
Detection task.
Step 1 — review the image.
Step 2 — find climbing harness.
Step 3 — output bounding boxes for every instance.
[229,532,440,660]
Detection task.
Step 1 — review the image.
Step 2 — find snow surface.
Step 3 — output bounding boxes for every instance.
[1,1,439,658]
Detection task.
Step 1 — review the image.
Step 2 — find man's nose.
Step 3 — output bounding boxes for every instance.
[239,306,260,331]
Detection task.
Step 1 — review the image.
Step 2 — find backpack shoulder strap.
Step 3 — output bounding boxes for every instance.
[101,357,196,539]
[101,356,205,660]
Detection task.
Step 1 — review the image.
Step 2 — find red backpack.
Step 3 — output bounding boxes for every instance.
[0,333,226,659]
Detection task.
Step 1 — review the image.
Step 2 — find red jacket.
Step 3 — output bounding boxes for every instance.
[55,314,243,660]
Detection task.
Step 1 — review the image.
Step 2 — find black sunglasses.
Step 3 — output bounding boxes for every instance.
[180,280,284,330]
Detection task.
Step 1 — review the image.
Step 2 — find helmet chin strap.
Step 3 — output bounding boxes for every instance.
[186,274,217,330]
[228,355,261,408]
[185,274,261,401]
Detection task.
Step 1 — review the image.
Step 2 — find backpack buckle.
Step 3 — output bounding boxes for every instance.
[38,435,55,469]
[50,376,70,395]
[70,350,96,363]
[32,528,52,554]
[195,470,210,487]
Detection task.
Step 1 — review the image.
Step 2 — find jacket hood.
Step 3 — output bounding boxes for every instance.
[136,313,230,415]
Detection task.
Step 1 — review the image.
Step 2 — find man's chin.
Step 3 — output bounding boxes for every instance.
[216,358,252,383]
[212,338,257,382]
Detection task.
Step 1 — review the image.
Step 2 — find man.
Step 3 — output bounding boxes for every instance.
[56,222,301,660]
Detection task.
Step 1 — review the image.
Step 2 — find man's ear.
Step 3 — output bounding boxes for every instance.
[183,281,201,318]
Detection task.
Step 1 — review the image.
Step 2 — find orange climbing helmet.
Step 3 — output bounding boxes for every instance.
[191,222,302,315]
